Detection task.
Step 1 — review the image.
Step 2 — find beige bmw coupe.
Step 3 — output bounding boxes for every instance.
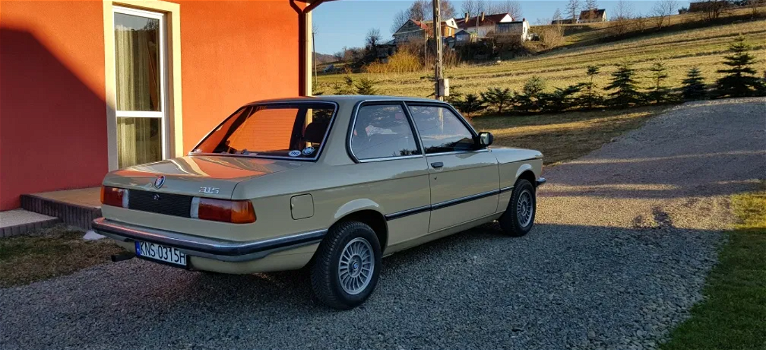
[93,95,545,309]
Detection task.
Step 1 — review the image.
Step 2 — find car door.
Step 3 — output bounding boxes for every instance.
[407,103,499,233]
[347,101,432,247]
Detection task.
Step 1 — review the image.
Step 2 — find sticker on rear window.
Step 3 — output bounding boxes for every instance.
[302,147,315,155]
[288,150,301,157]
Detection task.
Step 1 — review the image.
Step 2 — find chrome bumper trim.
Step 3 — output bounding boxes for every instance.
[536,177,547,187]
[92,217,326,262]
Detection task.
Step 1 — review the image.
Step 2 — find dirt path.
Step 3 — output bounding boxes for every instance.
[538,97,766,231]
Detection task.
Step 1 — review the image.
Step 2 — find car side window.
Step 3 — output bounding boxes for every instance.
[350,104,420,160]
[408,105,475,154]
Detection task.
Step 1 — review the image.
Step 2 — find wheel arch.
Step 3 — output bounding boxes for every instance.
[515,163,536,182]
[327,210,388,254]
[330,199,389,253]
[517,168,536,186]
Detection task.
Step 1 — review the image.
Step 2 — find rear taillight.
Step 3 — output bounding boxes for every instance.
[101,186,129,208]
[191,198,256,224]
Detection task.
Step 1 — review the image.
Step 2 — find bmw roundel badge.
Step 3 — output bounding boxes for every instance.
[153,175,166,189]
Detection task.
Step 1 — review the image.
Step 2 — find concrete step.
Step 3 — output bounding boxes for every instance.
[20,188,101,231]
[0,209,60,237]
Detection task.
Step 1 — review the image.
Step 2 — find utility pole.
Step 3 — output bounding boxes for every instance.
[432,0,444,101]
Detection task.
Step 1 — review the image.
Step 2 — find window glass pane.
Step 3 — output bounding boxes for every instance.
[115,12,161,112]
[117,117,162,168]
[193,104,335,159]
[351,105,420,160]
[409,106,474,154]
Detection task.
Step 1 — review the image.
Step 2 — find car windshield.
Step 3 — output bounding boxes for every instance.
[192,103,335,160]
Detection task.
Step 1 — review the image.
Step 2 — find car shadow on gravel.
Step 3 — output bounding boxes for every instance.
[0,222,722,349]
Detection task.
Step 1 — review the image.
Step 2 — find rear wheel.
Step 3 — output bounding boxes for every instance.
[499,179,536,237]
[310,221,381,310]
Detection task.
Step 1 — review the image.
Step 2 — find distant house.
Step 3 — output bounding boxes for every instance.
[579,9,607,23]
[454,29,476,45]
[551,18,576,25]
[496,18,530,42]
[688,1,728,13]
[456,12,514,38]
[392,19,429,44]
[421,18,459,37]
[392,18,458,45]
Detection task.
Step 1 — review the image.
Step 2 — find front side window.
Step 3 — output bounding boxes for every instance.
[408,105,475,154]
[350,104,420,160]
[192,103,335,160]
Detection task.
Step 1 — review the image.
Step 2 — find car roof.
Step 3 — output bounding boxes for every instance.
[244,95,448,106]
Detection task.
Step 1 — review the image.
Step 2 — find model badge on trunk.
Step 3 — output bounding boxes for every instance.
[153,175,166,189]
[200,187,220,194]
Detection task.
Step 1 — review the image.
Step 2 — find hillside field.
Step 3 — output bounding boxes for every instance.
[316,19,766,98]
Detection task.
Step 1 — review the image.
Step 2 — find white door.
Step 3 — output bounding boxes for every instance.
[113,7,168,168]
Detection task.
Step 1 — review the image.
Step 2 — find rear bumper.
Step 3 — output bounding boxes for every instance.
[91,217,326,262]
[536,177,547,187]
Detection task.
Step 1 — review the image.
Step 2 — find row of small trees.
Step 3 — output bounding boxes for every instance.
[450,36,765,117]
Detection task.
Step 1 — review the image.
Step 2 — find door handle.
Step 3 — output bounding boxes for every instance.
[431,162,444,169]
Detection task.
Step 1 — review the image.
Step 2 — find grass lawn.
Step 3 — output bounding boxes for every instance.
[661,184,766,350]
[0,226,123,288]
[317,19,766,98]
[471,105,668,165]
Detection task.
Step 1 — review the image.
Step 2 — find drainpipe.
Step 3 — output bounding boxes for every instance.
[291,0,326,96]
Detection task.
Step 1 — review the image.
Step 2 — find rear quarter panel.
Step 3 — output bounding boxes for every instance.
[233,157,431,249]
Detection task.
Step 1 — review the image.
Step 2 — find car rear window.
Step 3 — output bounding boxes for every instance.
[192,103,336,160]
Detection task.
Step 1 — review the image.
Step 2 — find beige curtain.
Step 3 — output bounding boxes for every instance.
[115,24,161,168]
[115,25,159,111]
[117,118,160,168]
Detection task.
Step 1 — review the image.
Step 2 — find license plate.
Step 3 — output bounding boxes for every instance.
[135,241,187,266]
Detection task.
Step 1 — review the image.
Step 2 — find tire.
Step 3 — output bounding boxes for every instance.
[498,179,537,237]
[310,221,382,310]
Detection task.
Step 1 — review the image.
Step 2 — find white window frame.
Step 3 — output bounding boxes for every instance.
[113,6,170,160]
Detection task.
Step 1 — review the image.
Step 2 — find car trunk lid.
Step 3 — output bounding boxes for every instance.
[103,155,304,200]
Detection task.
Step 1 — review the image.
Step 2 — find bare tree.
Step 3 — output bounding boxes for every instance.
[703,0,727,20]
[437,0,457,18]
[489,0,523,19]
[611,0,634,35]
[566,0,581,22]
[461,0,477,17]
[652,0,678,28]
[392,9,411,33]
[366,28,381,49]
[421,0,455,19]
[748,0,761,17]
[552,8,563,21]
[613,0,633,20]
[410,0,428,20]
[476,0,488,14]
[633,13,649,31]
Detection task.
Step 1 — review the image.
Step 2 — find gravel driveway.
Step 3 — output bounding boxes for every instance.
[1,98,764,350]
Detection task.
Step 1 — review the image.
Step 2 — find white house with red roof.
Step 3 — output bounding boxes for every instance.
[455,12,514,38]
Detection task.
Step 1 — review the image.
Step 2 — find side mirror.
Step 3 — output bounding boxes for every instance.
[477,131,494,148]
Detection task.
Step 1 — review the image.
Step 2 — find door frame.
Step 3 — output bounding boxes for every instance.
[103,0,183,171]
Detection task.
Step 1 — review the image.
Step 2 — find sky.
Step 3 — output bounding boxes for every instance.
[313,0,690,54]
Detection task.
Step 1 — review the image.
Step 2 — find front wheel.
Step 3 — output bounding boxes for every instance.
[498,179,536,237]
[310,221,381,310]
